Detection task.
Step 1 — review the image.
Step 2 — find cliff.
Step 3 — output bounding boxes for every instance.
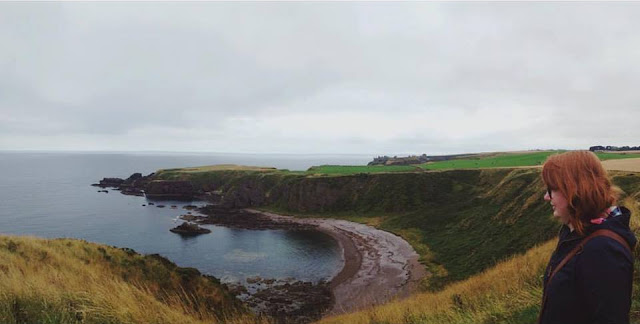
[153,167,640,289]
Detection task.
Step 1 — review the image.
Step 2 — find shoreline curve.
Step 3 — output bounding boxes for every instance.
[244,209,428,316]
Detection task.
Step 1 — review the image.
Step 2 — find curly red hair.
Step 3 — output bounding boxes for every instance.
[542,151,618,235]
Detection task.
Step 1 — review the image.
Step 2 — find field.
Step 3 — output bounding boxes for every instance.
[300,151,640,174]
[156,151,640,177]
[419,151,640,171]
[602,158,640,172]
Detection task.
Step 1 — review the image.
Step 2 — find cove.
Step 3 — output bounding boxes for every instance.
[0,152,343,285]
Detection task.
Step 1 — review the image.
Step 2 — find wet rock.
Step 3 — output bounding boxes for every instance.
[180,214,199,221]
[98,177,124,187]
[241,279,333,324]
[156,205,165,208]
[227,283,249,296]
[148,202,155,206]
[169,222,211,236]
[196,206,316,231]
[246,276,262,284]
[120,188,144,196]
[93,172,153,197]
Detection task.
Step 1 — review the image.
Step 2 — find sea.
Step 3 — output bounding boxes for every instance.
[0,151,372,284]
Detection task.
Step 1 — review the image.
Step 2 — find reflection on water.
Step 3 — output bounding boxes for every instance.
[0,152,344,284]
[224,249,268,262]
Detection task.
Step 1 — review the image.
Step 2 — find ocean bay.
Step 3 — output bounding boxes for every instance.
[0,152,369,283]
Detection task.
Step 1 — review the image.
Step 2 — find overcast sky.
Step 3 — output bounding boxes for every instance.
[1,2,639,155]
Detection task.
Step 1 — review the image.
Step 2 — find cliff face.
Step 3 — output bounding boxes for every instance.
[175,169,640,215]
[145,180,195,200]
[195,169,490,213]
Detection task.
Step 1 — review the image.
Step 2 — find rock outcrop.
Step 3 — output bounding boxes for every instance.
[193,206,316,230]
[92,172,154,197]
[169,222,211,235]
[95,177,125,187]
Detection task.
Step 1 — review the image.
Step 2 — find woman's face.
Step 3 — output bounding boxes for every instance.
[544,188,571,225]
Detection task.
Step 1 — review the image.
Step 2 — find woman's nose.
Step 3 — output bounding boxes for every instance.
[544,191,551,201]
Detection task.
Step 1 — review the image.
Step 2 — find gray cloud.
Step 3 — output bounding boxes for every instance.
[2,2,640,154]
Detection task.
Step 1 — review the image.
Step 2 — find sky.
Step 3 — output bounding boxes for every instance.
[1,2,640,155]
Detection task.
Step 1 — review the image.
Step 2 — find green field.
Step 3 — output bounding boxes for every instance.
[158,151,640,177]
[302,151,640,174]
[418,150,640,171]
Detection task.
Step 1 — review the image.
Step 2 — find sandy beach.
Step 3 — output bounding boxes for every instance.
[244,209,428,315]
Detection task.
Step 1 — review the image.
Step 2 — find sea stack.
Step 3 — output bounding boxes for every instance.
[169,222,211,236]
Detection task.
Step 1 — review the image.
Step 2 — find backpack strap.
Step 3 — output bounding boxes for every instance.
[537,229,632,323]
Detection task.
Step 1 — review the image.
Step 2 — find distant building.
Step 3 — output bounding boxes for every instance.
[589,145,639,152]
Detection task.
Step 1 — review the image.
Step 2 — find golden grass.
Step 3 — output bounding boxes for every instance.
[603,158,640,172]
[316,239,555,324]
[160,164,278,173]
[0,236,269,324]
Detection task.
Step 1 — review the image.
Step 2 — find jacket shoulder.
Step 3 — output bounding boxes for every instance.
[580,234,633,261]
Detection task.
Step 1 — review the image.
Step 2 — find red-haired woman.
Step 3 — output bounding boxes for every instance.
[538,151,636,324]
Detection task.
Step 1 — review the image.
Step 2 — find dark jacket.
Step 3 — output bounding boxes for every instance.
[540,206,637,324]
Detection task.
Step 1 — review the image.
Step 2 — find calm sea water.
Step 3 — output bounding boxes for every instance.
[0,152,371,283]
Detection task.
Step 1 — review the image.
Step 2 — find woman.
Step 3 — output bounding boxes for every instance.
[539,151,636,324]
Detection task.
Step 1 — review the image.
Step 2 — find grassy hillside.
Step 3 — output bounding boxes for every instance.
[257,168,560,289]
[158,167,561,289]
[0,236,267,324]
[155,162,640,323]
[157,166,640,291]
[315,197,640,324]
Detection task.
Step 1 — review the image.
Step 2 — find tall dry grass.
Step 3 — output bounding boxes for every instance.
[316,239,555,324]
[0,236,269,324]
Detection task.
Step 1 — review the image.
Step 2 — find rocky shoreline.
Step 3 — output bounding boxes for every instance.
[242,209,428,315]
[189,207,427,317]
[227,277,333,324]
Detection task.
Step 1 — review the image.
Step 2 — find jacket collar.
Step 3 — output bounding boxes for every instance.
[557,206,636,248]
